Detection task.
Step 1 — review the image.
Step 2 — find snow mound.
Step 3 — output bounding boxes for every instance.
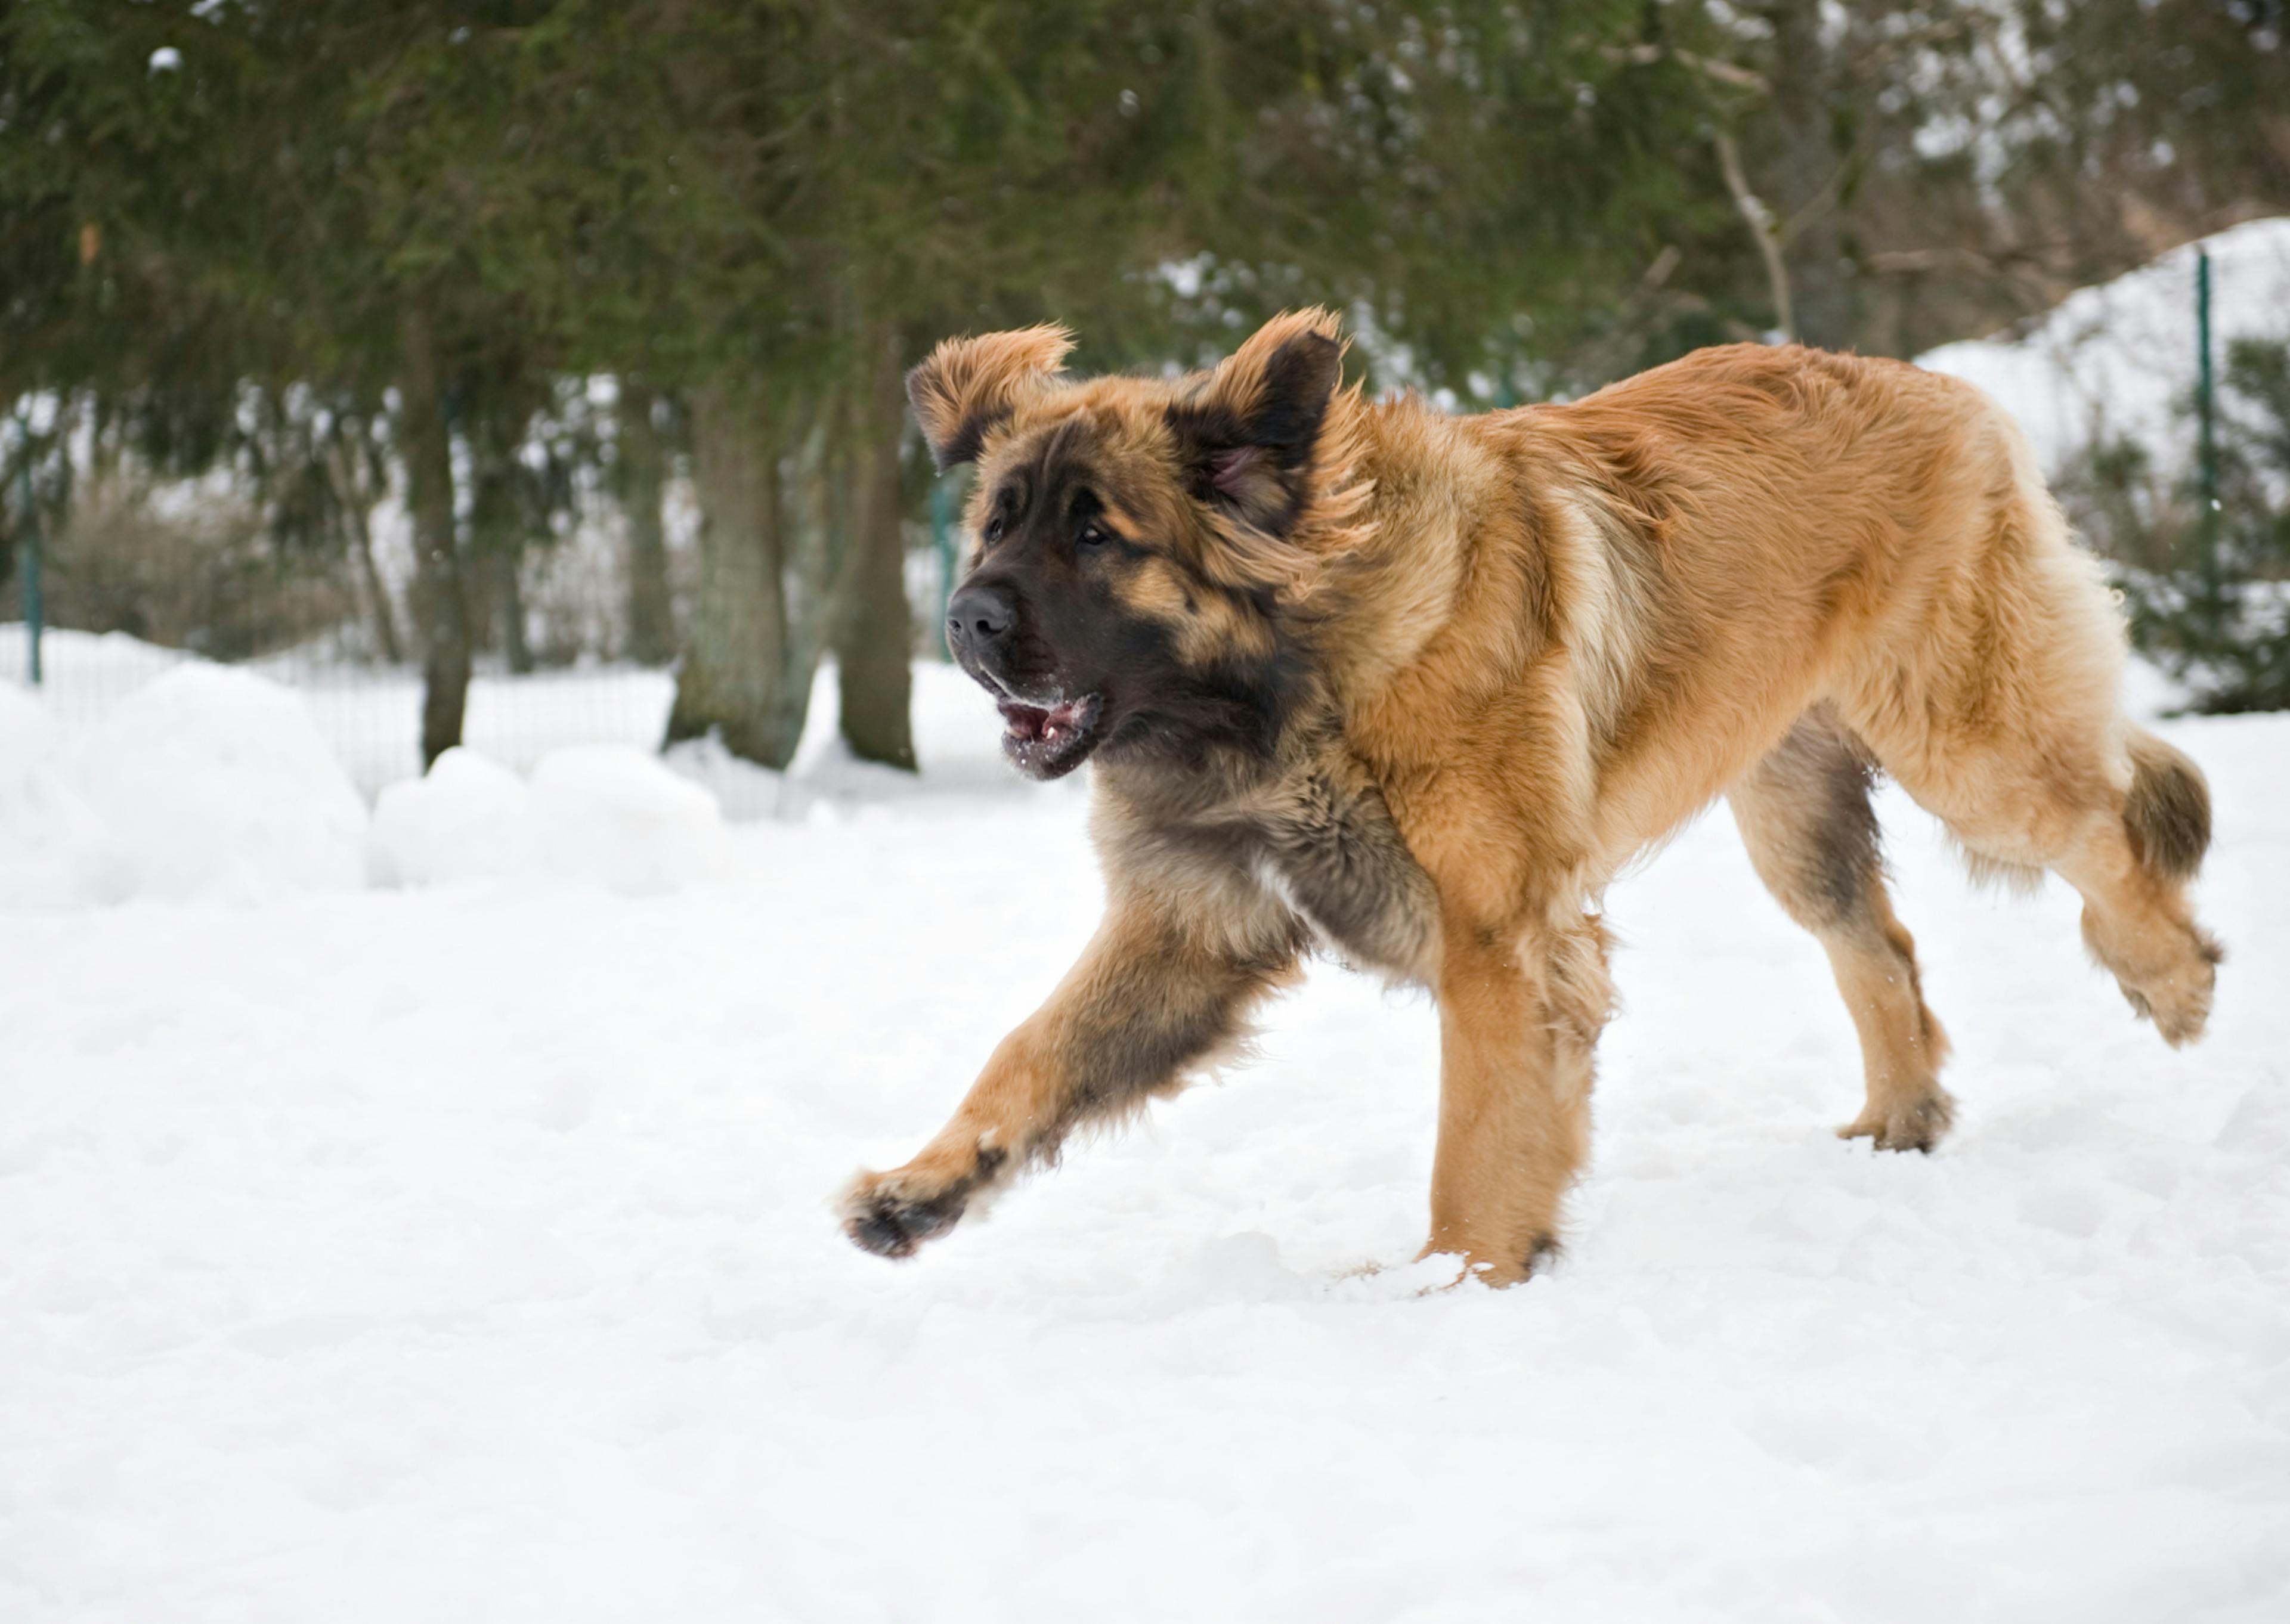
[0,683,103,907]
[530,746,734,894]
[369,747,532,887]
[1918,215,2290,475]
[661,734,790,822]
[368,744,736,895]
[30,665,370,904]
[4,658,738,903]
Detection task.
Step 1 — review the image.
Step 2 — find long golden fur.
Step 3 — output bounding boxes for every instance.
[840,310,2221,1285]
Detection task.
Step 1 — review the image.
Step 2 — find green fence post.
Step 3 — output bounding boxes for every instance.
[13,411,41,687]
[2195,247,2221,627]
[930,472,957,659]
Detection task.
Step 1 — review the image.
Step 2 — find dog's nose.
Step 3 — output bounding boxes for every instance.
[947,581,1016,655]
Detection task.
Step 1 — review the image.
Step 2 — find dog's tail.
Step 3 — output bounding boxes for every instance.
[2124,729,2211,882]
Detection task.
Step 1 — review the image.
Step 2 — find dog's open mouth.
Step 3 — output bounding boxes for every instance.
[997,692,1103,778]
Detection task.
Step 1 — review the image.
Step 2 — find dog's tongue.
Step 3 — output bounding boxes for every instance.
[999,702,1045,742]
[1002,698,1084,742]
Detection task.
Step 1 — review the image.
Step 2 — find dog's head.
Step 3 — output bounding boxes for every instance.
[909,310,1353,780]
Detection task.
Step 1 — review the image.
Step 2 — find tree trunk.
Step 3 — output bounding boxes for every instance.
[833,325,917,770]
[400,303,470,768]
[484,543,533,673]
[619,383,676,665]
[666,385,804,767]
[328,439,403,663]
[771,403,865,751]
[462,396,537,675]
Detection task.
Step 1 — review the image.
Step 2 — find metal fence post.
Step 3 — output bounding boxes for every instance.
[2195,247,2222,624]
[930,472,956,659]
[13,411,41,686]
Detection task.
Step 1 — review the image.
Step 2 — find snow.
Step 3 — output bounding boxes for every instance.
[0,625,677,797]
[2,655,2287,1620]
[1917,215,2290,476]
[527,746,734,895]
[0,683,100,909]
[0,663,368,906]
[370,743,734,895]
[368,747,531,888]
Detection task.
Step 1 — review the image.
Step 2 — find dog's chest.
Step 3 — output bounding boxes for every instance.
[1221,767,1441,984]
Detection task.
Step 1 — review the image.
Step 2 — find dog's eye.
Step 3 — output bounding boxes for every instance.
[1076,522,1109,548]
[982,516,1006,545]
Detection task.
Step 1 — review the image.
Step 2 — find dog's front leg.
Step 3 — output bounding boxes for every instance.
[840,891,1301,1262]
[1421,913,1612,1286]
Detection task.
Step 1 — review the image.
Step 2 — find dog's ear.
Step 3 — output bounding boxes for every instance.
[1167,309,1345,537]
[906,325,1073,470]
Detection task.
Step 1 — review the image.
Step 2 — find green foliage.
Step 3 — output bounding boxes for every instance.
[2056,435,2186,575]
[8,1,1715,404]
[2117,338,2290,714]
[11,2,2286,413]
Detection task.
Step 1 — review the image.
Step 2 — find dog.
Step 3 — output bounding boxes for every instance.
[838,310,2220,1285]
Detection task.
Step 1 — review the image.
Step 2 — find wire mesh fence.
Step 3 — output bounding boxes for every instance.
[4,532,960,802]
[0,625,676,797]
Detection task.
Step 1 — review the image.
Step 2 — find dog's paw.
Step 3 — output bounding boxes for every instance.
[836,1145,1008,1262]
[1409,1235,1559,1291]
[837,1170,967,1259]
[1838,1087,1955,1154]
[2123,939,2218,1048]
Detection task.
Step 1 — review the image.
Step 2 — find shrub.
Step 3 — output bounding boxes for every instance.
[2059,337,2290,714]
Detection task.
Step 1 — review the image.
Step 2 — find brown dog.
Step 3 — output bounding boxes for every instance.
[839,310,2220,1285]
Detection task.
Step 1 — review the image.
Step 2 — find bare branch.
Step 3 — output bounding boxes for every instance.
[1635,243,1682,297]
[1713,130,1796,343]
[1602,44,1771,97]
[1778,139,1866,250]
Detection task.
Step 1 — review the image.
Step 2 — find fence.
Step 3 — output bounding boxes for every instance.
[2,503,963,801]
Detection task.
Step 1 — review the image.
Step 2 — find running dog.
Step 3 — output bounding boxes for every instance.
[840,311,2219,1285]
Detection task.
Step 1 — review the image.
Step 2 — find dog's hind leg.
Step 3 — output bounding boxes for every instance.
[2067,728,2221,1042]
[1841,556,2217,1044]
[1887,725,2221,1047]
[1728,709,1955,1151]
[1833,465,2220,1047]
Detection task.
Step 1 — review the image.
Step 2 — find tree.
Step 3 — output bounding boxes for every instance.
[613,382,677,665]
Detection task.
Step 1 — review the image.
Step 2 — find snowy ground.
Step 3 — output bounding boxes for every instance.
[2,654,2286,1622]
